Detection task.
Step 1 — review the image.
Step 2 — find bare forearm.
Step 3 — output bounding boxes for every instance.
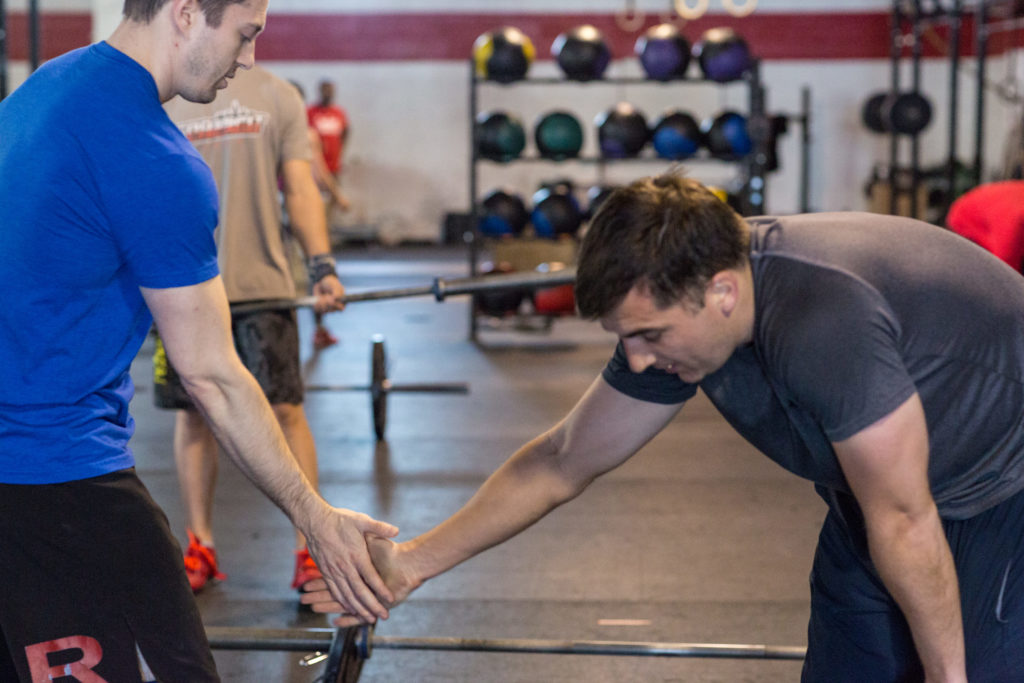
[184,366,327,532]
[405,433,584,582]
[868,509,966,681]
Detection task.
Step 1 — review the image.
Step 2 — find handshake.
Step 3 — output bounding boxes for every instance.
[300,534,421,627]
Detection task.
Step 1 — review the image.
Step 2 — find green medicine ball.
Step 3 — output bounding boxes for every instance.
[534,111,584,160]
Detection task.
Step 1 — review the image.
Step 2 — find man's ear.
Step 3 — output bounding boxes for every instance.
[708,271,738,316]
[171,0,202,35]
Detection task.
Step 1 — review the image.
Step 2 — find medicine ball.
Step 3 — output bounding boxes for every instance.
[473,27,536,83]
[478,189,529,238]
[861,92,888,133]
[651,110,703,160]
[476,261,524,317]
[552,25,611,81]
[586,184,617,219]
[703,111,753,160]
[534,111,584,160]
[635,23,692,81]
[476,111,526,162]
[693,27,753,82]
[531,186,583,239]
[595,103,649,158]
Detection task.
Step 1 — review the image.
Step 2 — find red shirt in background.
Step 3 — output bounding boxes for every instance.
[946,181,1024,272]
[307,104,348,174]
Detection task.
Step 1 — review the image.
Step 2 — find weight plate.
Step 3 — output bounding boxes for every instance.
[371,337,388,441]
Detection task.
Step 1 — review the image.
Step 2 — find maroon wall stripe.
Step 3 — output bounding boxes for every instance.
[4,11,1016,63]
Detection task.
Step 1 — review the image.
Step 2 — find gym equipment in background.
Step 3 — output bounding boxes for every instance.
[693,27,753,82]
[551,25,612,81]
[478,189,530,238]
[473,27,536,83]
[534,111,585,160]
[531,185,584,239]
[595,102,650,158]
[635,23,692,81]
[476,110,526,162]
[651,110,704,160]
[703,110,753,160]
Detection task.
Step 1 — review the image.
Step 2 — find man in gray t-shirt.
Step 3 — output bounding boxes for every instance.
[302,174,1024,682]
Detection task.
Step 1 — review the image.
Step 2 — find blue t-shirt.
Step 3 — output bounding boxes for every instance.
[604,213,1024,520]
[0,43,219,483]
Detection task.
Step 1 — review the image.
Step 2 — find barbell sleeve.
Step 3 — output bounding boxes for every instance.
[228,268,577,314]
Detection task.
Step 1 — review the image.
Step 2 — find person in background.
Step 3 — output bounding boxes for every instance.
[155,64,346,598]
[945,179,1024,273]
[306,77,351,350]
[0,0,395,679]
[310,173,1024,682]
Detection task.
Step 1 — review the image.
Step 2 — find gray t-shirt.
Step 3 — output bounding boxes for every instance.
[165,66,312,302]
[604,212,1024,519]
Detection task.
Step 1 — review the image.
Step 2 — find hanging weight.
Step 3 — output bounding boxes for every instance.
[883,91,932,135]
[305,336,469,441]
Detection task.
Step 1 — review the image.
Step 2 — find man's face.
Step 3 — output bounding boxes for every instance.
[180,0,267,103]
[601,284,738,384]
[318,81,334,105]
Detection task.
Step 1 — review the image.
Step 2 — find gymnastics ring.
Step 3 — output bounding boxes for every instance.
[674,0,709,20]
[722,0,758,17]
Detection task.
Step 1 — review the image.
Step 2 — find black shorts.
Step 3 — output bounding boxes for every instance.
[153,307,303,409]
[0,469,219,682]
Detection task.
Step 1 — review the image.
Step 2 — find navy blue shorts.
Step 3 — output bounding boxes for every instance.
[0,469,219,682]
[803,487,1024,682]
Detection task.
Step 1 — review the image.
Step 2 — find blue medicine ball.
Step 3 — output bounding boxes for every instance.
[478,189,529,238]
[702,111,753,160]
[651,110,703,160]
[531,187,583,239]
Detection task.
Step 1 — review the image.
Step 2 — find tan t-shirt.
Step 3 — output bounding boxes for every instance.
[165,65,312,301]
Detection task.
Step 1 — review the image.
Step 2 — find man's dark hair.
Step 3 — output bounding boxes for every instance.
[575,173,749,320]
[123,0,246,27]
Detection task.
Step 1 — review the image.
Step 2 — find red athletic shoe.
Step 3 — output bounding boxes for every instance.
[292,547,323,591]
[312,326,339,351]
[183,529,225,593]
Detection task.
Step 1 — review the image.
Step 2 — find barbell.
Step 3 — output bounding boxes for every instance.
[205,624,806,683]
[306,335,468,441]
[230,267,578,315]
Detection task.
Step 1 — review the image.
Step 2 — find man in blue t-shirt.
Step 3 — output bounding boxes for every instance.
[0,0,397,680]
[305,174,1024,682]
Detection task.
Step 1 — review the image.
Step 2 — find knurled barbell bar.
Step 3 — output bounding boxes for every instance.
[305,335,469,441]
[206,624,806,683]
[230,267,578,315]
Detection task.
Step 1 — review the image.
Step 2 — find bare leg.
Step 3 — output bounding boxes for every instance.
[173,408,219,546]
[273,402,319,550]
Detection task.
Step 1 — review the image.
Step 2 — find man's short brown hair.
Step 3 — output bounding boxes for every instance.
[122,0,246,26]
[575,173,749,320]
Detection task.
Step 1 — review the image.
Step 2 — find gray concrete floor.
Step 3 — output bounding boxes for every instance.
[128,247,827,682]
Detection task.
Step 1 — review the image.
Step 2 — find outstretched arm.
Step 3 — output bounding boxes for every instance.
[833,393,966,683]
[143,277,397,622]
[303,376,684,623]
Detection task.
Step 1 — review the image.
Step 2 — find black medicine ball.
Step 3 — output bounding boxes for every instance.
[476,111,526,162]
[595,103,649,158]
[552,25,611,81]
